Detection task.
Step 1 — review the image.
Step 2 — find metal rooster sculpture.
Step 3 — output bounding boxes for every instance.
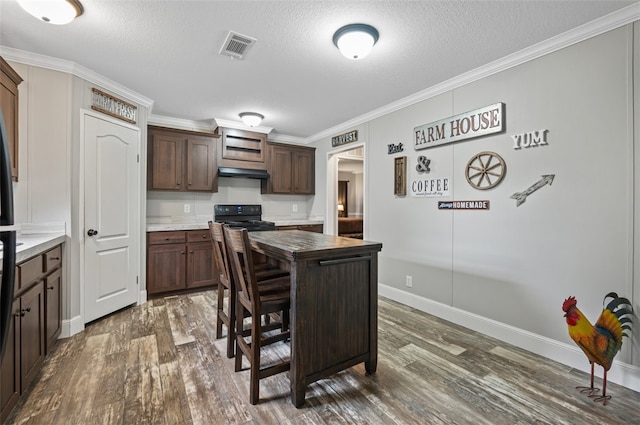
[562,292,633,405]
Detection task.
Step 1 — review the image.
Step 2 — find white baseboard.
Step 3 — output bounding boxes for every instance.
[138,289,148,305]
[60,315,84,338]
[379,284,640,393]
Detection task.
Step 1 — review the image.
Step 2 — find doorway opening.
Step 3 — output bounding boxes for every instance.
[327,144,365,238]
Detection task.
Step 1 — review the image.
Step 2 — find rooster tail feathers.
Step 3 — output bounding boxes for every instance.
[603,292,619,307]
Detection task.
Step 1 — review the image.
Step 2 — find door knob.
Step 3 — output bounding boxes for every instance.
[87,229,98,237]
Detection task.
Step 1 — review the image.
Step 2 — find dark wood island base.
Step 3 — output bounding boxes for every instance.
[248,230,382,408]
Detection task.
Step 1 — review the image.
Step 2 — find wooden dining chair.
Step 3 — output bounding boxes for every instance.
[209,221,289,359]
[223,225,291,405]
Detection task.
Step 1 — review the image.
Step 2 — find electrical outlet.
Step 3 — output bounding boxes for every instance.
[184,204,190,213]
[406,275,413,288]
[292,204,298,212]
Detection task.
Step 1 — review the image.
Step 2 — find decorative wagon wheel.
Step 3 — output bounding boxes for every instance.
[465,151,506,190]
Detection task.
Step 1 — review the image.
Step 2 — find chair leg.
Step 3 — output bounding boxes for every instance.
[216,283,224,339]
[226,285,236,359]
[235,296,244,373]
[249,311,261,405]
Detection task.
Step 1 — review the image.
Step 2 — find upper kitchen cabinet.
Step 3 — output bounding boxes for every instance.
[0,57,23,181]
[218,127,267,169]
[261,142,315,195]
[147,126,218,192]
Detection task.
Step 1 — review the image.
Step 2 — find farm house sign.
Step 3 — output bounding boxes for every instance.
[414,103,505,150]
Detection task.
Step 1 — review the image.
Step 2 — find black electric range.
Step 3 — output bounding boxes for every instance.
[213,204,276,232]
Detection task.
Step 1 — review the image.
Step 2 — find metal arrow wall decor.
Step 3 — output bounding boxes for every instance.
[511,174,555,206]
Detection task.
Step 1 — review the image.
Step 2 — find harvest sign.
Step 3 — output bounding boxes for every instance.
[414,103,504,150]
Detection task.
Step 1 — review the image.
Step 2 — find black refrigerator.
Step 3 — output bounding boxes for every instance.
[0,110,16,360]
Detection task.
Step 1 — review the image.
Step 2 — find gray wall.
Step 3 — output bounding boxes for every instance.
[311,24,639,380]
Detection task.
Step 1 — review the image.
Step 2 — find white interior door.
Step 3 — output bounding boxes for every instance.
[83,113,139,323]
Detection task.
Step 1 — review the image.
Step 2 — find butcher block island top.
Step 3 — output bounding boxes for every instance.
[248,230,382,407]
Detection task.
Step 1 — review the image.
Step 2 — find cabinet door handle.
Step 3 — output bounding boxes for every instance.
[202,234,207,238]
[49,256,60,261]
[48,286,55,290]
[181,251,185,255]
[189,250,194,254]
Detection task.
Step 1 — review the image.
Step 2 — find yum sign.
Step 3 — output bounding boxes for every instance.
[414,103,505,150]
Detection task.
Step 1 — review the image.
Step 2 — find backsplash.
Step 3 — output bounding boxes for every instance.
[146,177,313,221]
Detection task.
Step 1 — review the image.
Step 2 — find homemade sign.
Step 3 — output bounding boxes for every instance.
[414,102,505,150]
[512,129,549,149]
[511,174,555,206]
[332,130,358,147]
[438,200,490,210]
[410,176,450,197]
[91,88,137,124]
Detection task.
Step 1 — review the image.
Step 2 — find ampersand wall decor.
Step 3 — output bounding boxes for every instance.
[416,155,431,173]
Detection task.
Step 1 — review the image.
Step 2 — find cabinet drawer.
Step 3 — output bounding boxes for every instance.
[186,229,210,243]
[148,231,186,245]
[44,246,62,272]
[17,255,43,293]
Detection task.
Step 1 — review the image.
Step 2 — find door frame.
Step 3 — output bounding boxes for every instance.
[326,142,366,236]
[78,109,142,326]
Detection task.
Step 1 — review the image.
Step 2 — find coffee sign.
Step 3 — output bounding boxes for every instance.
[414,103,504,150]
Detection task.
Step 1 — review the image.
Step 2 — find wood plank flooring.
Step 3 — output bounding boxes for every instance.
[5,290,639,424]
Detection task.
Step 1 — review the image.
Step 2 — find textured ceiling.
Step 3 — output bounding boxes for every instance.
[0,0,637,141]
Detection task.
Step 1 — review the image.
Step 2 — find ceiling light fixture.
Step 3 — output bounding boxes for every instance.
[17,0,84,25]
[239,112,264,127]
[333,23,379,60]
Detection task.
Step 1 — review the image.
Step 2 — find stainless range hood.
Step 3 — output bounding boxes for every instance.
[218,167,269,179]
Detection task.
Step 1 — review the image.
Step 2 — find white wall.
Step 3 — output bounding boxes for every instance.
[311,24,639,389]
[146,177,313,222]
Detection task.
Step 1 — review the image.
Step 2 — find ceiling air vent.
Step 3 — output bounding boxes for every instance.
[219,31,257,60]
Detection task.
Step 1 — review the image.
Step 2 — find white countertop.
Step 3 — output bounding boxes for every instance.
[0,223,67,270]
[146,216,324,232]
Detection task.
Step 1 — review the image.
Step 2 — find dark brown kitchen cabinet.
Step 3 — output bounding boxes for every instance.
[0,244,64,424]
[147,230,216,296]
[147,126,218,192]
[219,127,266,166]
[261,142,315,195]
[0,57,22,181]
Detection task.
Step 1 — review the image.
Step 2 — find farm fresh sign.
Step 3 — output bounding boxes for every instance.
[414,103,504,150]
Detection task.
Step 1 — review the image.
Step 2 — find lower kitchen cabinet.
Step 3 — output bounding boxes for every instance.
[1,244,63,424]
[147,230,216,296]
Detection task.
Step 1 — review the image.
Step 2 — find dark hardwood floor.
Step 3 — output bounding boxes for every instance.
[5,290,640,424]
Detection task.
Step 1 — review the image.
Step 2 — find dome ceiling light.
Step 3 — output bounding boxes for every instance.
[239,112,264,127]
[332,23,379,60]
[17,0,84,25]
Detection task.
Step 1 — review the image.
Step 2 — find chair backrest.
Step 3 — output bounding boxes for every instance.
[223,226,260,307]
[208,221,231,289]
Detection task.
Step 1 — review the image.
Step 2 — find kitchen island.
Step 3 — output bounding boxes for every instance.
[248,230,382,407]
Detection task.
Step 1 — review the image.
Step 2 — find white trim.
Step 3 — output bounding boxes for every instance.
[0,46,154,111]
[305,3,640,144]
[148,114,217,133]
[379,284,640,393]
[60,314,84,338]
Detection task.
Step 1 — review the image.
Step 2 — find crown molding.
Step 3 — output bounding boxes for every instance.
[305,2,640,144]
[0,46,154,110]
[148,114,216,133]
